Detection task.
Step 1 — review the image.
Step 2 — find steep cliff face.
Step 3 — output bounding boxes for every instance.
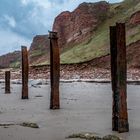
[0,0,139,68]
[21,0,140,66]
[0,51,21,68]
[53,1,110,48]
[29,35,50,65]
[130,11,140,25]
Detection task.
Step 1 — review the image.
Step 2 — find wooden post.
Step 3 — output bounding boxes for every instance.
[49,31,60,109]
[110,26,118,131]
[5,71,11,94]
[116,23,129,133]
[21,46,29,99]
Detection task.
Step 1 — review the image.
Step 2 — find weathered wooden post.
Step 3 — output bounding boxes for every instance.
[116,23,129,133]
[110,26,118,131]
[49,31,60,109]
[5,71,11,94]
[21,46,29,99]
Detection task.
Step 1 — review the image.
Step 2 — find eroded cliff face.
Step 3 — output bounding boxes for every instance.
[130,11,140,25]
[0,0,139,68]
[29,1,110,65]
[28,2,110,65]
[53,1,110,48]
[0,51,21,68]
[29,35,50,65]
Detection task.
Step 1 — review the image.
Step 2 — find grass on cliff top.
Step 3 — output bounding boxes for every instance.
[32,0,140,66]
[10,60,20,68]
[60,0,140,64]
[60,30,109,64]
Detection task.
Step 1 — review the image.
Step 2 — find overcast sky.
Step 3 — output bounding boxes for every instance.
[0,0,123,55]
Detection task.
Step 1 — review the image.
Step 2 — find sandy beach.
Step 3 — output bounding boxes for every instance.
[0,82,140,140]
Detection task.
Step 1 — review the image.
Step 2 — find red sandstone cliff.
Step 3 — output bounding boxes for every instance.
[28,1,110,65]
[29,35,50,65]
[130,11,140,25]
[53,1,110,48]
[0,51,21,68]
[0,0,139,68]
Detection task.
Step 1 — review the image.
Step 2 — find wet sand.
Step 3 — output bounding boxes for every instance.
[0,82,140,140]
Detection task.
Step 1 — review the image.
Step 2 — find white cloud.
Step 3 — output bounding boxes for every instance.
[21,0,28,5]
[0,28,30,55]
[0,0,124,55]
[21,0,52,8]
[3,15,16,28]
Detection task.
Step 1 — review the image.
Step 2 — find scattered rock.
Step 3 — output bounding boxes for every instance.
[31,84,41,88]
[0,122,39,129]
[67,132,101,140]
[0,123,15,127]
[35,95,43,98]
[20,122,39,128]
[103,135,122,140]
[12,80,22,84]
[4,126,9,128]
[67,133,122,140]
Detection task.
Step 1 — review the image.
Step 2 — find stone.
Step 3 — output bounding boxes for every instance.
[67,133,122,140]
[20,122,39,128]
[103,135,122,140]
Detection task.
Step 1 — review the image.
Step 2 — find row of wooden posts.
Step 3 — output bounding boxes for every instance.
[5,31,60,109]
[4,23,129,133]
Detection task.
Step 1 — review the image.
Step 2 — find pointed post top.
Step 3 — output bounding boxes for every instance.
[116,22,125,28]
[49,31,58,39]
[21,46,27,49]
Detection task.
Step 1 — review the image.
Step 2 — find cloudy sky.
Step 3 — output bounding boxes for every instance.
[0,0,123,55]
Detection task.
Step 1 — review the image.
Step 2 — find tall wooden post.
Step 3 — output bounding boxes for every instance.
[116,23,129,133]
[21,46,29,99]
[49,31,60,109]
[110,26,118,131]
[5,71,11,94]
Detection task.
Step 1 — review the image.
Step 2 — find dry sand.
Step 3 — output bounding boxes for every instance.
[0,82,140,140]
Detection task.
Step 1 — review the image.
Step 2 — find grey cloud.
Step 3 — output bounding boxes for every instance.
[0,0,123,55]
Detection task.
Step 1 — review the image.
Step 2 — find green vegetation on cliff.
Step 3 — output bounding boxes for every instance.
[0,0,139,68]
[60,0,140,64]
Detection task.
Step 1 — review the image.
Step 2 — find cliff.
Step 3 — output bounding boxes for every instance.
[0,51,21,68]
[29,0,140,66]
[29,35,50,66]
[0,0,140,68]
[53,1,110,48]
